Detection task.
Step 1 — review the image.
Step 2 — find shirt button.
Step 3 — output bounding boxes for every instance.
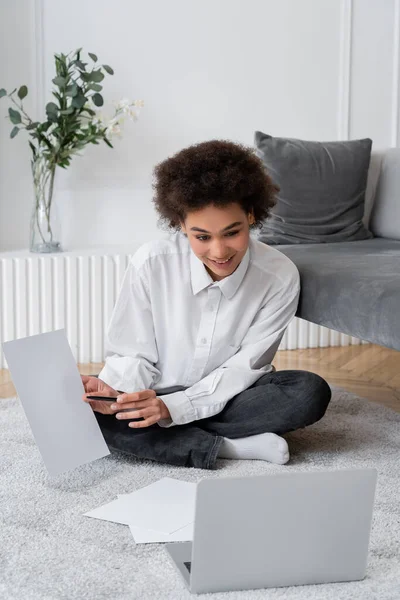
[201,337,207,344]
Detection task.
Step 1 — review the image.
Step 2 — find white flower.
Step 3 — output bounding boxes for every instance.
[100,98,143,141]
[106,117,118,128]
[114,97,131,113]
[105,118,123,139]
[127,108,139,121]
[114,97,143,117]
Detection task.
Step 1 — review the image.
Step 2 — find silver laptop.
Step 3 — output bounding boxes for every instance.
[165,468,377,594]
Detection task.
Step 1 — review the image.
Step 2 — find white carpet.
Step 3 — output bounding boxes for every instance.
[0,386,399,600]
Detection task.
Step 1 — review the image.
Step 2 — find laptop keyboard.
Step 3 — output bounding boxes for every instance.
[184,561,192,573]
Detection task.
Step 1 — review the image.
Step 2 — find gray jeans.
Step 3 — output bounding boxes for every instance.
[93,369,332,469]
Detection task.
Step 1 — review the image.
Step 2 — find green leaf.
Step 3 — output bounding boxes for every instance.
[75,47,83,57]
[90,70,105,83]
[17,85,28,100]
[26,121,40,130]
[76,60,87,70]
[88,52,98,62]
[65,83,78,97]
[40,121,52,132]
[103,136,113,148]
[52,76,67,88]
[29,141,37,156]
[0,88,7,98]
[46,102,59,123]
[8,107,21,124]
[102,64,114,75]
[71,94,87,109]
[10,126,19,138]
[60,108,75,115]
[87,83,102,92]
[92,93,103,107]
[46,102,59,115]
[41,136,54,150]
[79,72,92,83]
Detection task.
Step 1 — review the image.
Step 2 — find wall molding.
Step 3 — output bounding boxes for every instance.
[33,0,45,122]
[337,0,353,141]
[334,0,358,347]
[392,0,400,147]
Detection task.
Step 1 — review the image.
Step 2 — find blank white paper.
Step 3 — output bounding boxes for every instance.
[2,329,110,477]
[129,521,194,544]
[84,496,131,526]
[84,477,196,534]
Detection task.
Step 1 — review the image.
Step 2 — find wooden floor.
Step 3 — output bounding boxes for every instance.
[1,343,399,412]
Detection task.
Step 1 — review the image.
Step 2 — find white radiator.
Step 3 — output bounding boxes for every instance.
[0,251,366,369]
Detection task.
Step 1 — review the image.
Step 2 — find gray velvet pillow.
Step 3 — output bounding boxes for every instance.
[255,131,374,244]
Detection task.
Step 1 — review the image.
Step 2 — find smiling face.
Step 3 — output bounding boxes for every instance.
[180,203,254,281]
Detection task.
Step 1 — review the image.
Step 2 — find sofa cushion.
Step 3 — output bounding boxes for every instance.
[275,238,400,351]
[255,131,374,244]
[369,147,400,240]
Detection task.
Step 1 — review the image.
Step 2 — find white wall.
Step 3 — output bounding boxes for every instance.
[0,0,38,251]
[0,0,399,252]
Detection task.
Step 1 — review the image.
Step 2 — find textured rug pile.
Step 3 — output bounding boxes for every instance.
[0,386,399,600]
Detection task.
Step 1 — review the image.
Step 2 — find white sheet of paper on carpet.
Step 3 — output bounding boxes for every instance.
[84,477,196,534]
[2,329,110,477]
[84,496,130,526]
[128,521,194,544]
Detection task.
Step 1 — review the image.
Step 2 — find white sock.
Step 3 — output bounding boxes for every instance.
[218,432,290,465]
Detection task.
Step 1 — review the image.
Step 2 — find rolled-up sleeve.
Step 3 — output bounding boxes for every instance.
[98,260,161,393]
[158,280,300,427]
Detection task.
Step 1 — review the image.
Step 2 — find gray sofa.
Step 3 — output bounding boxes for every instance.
[272,148,400,352]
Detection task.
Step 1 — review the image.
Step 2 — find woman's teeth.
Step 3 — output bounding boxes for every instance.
[210,256,233,265]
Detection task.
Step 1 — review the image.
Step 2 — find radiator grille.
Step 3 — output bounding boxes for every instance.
[0,253,365,369]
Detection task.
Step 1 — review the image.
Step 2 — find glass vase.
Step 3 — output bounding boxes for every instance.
[30,156,63,253]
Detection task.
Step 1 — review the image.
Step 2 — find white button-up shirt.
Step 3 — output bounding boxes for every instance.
[98,232,300,427]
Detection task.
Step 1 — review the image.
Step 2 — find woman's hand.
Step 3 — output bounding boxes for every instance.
[81,375,120,415]
[110,389,171,428]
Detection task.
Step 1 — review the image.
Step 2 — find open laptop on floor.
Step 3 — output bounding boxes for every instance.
[165,468,377,594]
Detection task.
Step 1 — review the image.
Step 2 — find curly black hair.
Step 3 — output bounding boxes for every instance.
[152,139,279,231]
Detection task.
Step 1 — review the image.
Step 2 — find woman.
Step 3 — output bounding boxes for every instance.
[82,139,332,469]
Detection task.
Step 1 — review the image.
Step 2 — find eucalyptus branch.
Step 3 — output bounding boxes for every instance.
[9,94,32,123]
[1,48,143,250]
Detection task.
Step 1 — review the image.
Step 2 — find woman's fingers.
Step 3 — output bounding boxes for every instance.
[82,395,117,415]
[110,400,148,411]
[115,407,153,420]
[116,389,156,404]
[87,400,109,414]
[81,375,102,395]
[128,415,160,428]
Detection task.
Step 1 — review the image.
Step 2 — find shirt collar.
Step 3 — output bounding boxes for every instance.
[190,242,251,299]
